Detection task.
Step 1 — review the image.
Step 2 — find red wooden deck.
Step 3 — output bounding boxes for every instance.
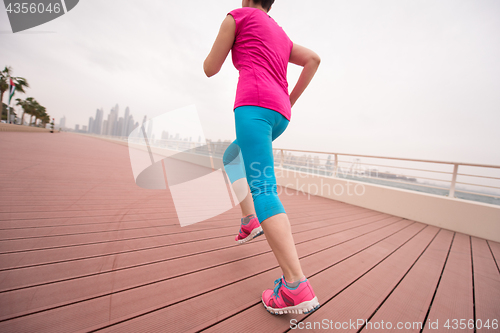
[0,132,499,333]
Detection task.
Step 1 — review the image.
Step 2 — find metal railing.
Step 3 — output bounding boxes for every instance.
[273,148,500,203]
[79,133,500,205]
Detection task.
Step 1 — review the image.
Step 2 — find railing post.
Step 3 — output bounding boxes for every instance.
[449,164,459,197]
[334,154,338,177]
[280,149,284,168]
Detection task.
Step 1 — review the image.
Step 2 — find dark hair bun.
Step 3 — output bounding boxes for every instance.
[255,0,275,11]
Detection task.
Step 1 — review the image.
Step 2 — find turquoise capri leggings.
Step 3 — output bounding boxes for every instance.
[223,105,289,223]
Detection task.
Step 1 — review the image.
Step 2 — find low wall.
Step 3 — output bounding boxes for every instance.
[276,168,500,243]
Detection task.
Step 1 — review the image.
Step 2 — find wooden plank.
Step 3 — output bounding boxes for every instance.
[422,233,474,332]
[0,219,189,241]
[0,207,209,223]
[0,211,179,230]
[487,240,500,272]
[359,229,454,332]
[0,201,172,213]
[471,237,500,333]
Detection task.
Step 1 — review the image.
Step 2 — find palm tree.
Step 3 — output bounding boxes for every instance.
[29,100,41,126]
[40,113,51,127]
[0,66,29,121]
[15,97,35,126]
[15,97,50,127]
[32,103,47,127]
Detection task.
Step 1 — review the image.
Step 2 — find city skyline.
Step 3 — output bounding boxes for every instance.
[59,104,140,137]
[63,105,203,143]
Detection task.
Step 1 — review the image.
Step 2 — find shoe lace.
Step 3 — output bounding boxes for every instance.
[272,277,283,299]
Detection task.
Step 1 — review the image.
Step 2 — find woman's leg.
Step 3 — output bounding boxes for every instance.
[222,140,256,217]
[237,181,256,217]
[259,213,304,282]
[234,106,304,282]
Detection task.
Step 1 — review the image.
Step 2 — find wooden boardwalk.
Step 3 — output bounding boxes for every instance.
[0,132,498,333]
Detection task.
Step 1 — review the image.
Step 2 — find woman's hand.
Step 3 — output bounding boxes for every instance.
[204,15,236,77]
[289,43,321,107]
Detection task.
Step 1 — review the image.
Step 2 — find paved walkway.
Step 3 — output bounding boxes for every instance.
[0,123,57,132]
[0,132,499,332]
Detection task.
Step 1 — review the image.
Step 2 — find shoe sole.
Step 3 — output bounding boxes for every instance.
[236,226,264,244]
[262,296,320,315]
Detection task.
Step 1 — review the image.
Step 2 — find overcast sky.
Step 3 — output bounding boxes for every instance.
[1,0,499,165]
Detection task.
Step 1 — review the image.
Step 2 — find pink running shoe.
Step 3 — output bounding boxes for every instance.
[262,276,320,315]
[235,214,264,244]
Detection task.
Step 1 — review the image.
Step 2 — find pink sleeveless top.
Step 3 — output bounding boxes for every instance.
[228,7,293,121]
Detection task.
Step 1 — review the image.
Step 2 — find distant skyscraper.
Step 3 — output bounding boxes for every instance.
[126,115,135,137]
[75,124,79,131]
[60,116,66,128]
[104,105,118,136]
[122,107,130,136]
[93,108,103,135]
[88,117,94,133]
[112,104,120,136]
[117,117,124,137]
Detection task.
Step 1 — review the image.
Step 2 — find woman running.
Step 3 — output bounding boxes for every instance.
[204,0,321,315]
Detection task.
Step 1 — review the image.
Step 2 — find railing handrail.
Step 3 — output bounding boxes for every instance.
[272,148,500,169]
[82,133,500,170]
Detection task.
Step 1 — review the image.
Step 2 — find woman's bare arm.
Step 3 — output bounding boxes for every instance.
[204,15,236,77]
[289,43,321,107]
